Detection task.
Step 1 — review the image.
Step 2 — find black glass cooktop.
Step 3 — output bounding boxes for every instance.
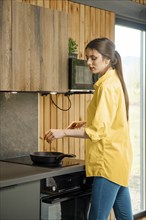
[2,155,80,168]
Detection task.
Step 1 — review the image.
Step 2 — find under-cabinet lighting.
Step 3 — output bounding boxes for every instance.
[50,92,57,95]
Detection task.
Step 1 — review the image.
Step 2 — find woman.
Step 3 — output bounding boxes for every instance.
[44,37,133,220]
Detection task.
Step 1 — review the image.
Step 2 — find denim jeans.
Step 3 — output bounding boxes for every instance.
[88,177,133,220]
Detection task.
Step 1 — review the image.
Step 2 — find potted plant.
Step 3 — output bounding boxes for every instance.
[68,37,78,58]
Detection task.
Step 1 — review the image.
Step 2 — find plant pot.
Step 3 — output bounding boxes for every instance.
[69,53,78,59]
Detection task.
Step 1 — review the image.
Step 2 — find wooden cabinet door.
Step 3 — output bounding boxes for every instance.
[0,0,68,92]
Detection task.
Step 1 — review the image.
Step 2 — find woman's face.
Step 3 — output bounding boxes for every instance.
[85,48,110,75]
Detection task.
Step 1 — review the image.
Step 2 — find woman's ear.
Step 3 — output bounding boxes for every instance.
[105,58,110,65]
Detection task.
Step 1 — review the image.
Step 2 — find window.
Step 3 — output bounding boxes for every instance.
[115,25,145,214]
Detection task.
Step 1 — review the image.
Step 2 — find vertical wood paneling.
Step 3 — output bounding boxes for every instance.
[38,94,45,151]
[61,95,69,153]
[79,4,85,59]
[79,94,86,159]
[56,94,63,152]
[50,0,56,10]
[109,12,115,40]
[43,0,49,8]
[100,9,106,37]
[132,0,146,4]
[74,94,80,158]
[68,95,75,155]
[62,0,69,13]
[29,0,37,5]
[84,6,91,46]
[90,7,96,40]
[44,95,51,151]
[0,0,12,90]
[50,95,57,151]
[95,8,101,38]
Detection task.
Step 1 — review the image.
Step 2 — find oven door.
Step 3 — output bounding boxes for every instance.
[41,189,91,220]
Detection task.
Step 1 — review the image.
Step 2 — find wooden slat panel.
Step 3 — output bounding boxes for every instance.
[84,5,91,46]
[43,0,50,8]
[50,0,56,10]
[62,95,69,153]
[68,95,75,155]
[109,12,115,40]
[90,7,96,40]
[0,0,12,90]
[38,94,45,151]
[44,95,51,151]
[79,4,85,59]
[56,0,62,11]
[105,11,111,38]
[29,0,37,5]
[50,94,57,151]
[36,0,44,7]
[132,0,146,4]
[79,94,86,159]
[56,94,63,152]
[100,9,106,37]
[95,8,101,38]
[62,0,69,13]
[74,94,80,158]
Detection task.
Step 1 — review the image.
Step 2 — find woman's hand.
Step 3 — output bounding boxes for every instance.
[44,129,65,143]
[66,121,86,129]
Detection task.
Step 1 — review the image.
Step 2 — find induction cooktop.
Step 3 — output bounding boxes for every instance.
[2,155,80,168]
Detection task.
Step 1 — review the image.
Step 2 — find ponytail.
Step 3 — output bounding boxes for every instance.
[114,51,129,121]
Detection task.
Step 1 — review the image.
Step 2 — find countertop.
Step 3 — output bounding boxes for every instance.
[0,159,85,188]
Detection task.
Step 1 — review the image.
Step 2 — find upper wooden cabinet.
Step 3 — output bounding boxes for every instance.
[0,0,68,92]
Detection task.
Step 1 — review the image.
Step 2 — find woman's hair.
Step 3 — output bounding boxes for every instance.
[85,37,129,121]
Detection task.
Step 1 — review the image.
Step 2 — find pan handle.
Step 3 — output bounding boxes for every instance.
[56,154,76,161]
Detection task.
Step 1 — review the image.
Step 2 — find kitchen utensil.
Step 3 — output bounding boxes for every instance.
[30,152,76,165]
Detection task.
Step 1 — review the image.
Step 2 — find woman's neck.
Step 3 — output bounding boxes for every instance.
[98,66,113,78]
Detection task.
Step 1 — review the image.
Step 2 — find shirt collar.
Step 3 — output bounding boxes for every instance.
[94,69,117,88]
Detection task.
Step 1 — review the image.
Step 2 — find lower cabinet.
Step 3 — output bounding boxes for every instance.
[0,181,40,220]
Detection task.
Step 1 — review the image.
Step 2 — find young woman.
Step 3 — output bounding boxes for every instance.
[44,37,133,220]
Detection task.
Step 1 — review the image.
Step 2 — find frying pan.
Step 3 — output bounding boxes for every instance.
[30,152,76,165]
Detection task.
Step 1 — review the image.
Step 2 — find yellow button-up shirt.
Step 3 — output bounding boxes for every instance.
[85,69,132,187]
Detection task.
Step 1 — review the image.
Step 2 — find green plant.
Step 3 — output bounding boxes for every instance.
[68,38,78,55]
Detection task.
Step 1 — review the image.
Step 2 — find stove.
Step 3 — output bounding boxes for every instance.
[2,155,80,168]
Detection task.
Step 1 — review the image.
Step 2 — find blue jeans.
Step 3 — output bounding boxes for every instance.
[88,177,133,220]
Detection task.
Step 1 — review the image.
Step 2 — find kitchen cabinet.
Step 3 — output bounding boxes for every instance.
[0,181,40,220]
[0,0,68,92]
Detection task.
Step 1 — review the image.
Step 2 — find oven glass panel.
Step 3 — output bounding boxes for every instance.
[41,192,91,220]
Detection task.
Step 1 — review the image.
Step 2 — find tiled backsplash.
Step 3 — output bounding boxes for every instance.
[0,92,38,159]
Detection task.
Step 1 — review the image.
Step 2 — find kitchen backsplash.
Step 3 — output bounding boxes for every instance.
[0,92,38,159]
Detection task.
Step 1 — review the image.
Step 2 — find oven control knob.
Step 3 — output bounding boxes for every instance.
[50,185,56,192]
[46,178,57,191]
[83,177,86,184]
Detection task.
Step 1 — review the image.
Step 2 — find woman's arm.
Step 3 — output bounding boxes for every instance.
[66,121,86,129]
[44,128,89,143]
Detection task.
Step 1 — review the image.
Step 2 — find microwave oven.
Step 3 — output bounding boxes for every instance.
[68,58,98,92]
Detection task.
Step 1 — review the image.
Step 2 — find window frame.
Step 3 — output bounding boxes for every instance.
[115,21,146,215]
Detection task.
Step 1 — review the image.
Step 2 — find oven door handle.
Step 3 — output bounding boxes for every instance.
[41,190,91,204]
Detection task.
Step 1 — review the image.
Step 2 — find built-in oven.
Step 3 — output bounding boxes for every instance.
[1,155,92,220]
[40,171,93,220]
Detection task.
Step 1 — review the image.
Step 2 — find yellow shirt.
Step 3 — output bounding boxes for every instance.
[85,69,132,187]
